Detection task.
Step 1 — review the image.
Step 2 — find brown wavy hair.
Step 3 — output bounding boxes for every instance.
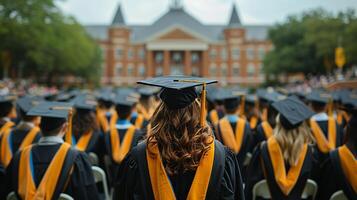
[147,99,213,175]
[73,109,99,137]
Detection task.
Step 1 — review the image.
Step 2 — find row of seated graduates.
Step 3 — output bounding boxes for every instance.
[206,87,356,200]
[0,86,161,199]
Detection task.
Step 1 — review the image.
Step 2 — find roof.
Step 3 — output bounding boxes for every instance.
[229,5,241,27]
[85,6,271,43]
[112,4,125,25]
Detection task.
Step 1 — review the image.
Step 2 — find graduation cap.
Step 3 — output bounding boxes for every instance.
[0,94,17,104]
[16,96,44,115]
[114,91,139,107]
[306,90,332,104]
[72,95,97,111]
[216,89,245,111]
[97,89,115,102]
[137,87,160,99]
[28,102,74,134]
[258,89,286,104]
[137,76,217,126]
[272,96,315,130]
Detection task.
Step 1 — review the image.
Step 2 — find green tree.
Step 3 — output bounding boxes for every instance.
[264,8,357,77]
[0,0,101,85]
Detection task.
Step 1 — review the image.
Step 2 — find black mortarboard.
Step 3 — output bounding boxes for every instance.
[28,102,73,133]
[272,96,315,130]
[258,89,286,104]
[340,92,357,114]
[246,94,257,105]
[0,94,16,104]
[16,96,44,114]
[114,91,139,107]
[137,76,217,126]
[72,95,97,111]
[56,91,75,102]
[97,89,115,102]
[306,90,332,104]
[137,87,160,99]
[217,89,244,111]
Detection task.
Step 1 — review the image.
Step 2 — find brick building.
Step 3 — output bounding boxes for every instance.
[85,0,272,86]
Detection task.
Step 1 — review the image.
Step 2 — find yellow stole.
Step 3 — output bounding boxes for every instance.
[110,125,136,163]
[267,137,308,196]
[310,118,336,153]
[75,131,93,152]
[134,114,145,129]
[338,145,357,193]
[209,110,219,125]
[0,121,14,137]
[250,116,258,129]
[18,143,71,200]
[337,111,349,126]
[261,121,273,139]
[218,118,246,153]
[261,108,268,122]
[96,109,118,133]
[0,126,39,167]
[146,138,215,200]
[137,104,154,120]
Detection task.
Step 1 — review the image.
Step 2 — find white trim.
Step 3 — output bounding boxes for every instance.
[145,24,212,43]
[147,40,208,50]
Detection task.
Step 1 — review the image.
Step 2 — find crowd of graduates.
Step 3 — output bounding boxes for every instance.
[0,75,356,200]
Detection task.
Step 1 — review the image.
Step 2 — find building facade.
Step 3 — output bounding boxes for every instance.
[85,1,272,86]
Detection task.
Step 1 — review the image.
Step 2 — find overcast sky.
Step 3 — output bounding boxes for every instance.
[57,0,357,25]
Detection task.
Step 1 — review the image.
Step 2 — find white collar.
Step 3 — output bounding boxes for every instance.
[2,117,11,122]
[38,136,64,145]
[312,112,329,121]
[115,124,133,129]
[18,121,35,128]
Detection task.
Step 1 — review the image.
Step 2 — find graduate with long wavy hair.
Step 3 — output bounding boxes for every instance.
[245,96,317,200]
[113,76,245,200]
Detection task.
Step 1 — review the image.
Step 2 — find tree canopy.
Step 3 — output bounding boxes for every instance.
[0,0,101,85]
[264,8,357,76]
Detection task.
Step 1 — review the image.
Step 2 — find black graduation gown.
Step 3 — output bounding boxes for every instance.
[312,120,344,163]
[74,130,102,155]
[105,127,144,182]
[2,143,100,200]
[130,115,150,129]
[316,149,357,200]
[9,128,41,155]
[250,123,270,152]
[113,140,245,200]
[215,120,252,182]
[245,142,316,200]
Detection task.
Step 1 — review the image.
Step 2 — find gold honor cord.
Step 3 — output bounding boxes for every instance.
[173,80,208,127]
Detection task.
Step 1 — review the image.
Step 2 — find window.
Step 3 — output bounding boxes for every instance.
[221,48,227,61]
[139,49,145,60]
[258,47,265,59]
[127,48,134,60]
[231,48,240,60]
[258,63,264,74]
[247,47,255,60]
[210,49,217,60]
[172,52,182,64]
[191,52,200,64]
[138,65,146,76]
[232,63,240,77]
[247,63,255,76]
[209,63,217,77]
[192,67,199,76]
[155,52,163,63]
[221,64,228,77]
[155,66,163,76]
[115,48,123,60]
[127,64,134,76]
[116,63,123,76]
